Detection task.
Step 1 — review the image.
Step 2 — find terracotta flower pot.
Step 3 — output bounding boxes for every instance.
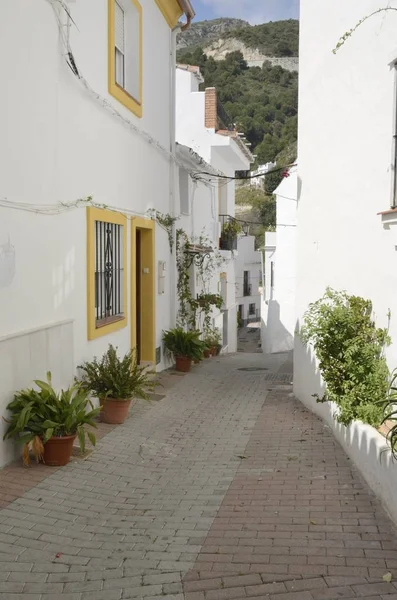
[175,356,192,372]
[203,349,210,358]
[210,346,217,357]
[100,398,133,424]
[43,435,76,467]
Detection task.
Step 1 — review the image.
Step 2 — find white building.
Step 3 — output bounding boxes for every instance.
[261,167,297,353]
[296,0,397,523]
[175,64,254,351]
[250,162,277,188]
[0,0,194,467]
[235,236,262,326]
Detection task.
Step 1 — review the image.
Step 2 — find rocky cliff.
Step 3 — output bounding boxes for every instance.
[177,18,299,73]
[176,18,249,51]
[204,38,298,72]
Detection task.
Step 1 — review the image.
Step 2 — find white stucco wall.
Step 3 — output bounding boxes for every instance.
[0,0,177,466]
[262,171,297,354]
[235,236,261,323]
[175,68,253,354]
[296,0,397,523]
[178,166,237,353]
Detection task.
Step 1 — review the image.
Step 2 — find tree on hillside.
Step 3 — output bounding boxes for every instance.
[177,48,298,165]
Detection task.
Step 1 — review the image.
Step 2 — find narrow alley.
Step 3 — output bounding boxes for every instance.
[0,352,396,600]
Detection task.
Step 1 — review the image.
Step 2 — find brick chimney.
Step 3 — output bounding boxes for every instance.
[205,87,217,129]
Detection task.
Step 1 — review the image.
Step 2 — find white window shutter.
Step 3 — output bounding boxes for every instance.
[115,1,125,53]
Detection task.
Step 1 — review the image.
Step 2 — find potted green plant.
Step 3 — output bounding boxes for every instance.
[203,328,222,357]
[163,327,203,372]
[77,345,157,425]
[3,373,100,467]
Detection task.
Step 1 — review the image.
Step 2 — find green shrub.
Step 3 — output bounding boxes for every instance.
[77,345,157,401]
[300,288,390,427]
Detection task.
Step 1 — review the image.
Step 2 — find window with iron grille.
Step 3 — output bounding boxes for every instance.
[95,220,125,327]
[249,303,256,315]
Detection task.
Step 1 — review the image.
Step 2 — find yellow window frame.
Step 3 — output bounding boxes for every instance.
[108,0,143,118]
[87,207,128,340]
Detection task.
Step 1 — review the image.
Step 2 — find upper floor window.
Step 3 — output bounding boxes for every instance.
[108,0,142,118]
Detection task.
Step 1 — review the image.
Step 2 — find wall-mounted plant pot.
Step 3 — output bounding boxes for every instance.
[175,356,192,372]
[43,435,77,466]
[100,398,133,424]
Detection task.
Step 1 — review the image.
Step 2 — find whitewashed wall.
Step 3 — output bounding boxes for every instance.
[0,0,177,466]
[296,0,397,523]
[235,236,262,323]
[178,168,237,352]
[262,171,297,353]
[175,68,252,354]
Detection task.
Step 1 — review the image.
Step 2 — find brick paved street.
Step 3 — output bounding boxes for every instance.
[0,352,397,599]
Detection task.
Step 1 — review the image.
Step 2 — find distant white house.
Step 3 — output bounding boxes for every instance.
[235,235,262,326]
[250,162,277,188]
[261,167,297,353]
[0,0,195,467]
[176,64,254,351]
[296,0,397,524]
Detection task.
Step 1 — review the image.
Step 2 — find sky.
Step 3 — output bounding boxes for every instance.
[192,0,299,25]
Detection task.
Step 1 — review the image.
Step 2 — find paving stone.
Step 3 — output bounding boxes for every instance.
[0,352,396,599]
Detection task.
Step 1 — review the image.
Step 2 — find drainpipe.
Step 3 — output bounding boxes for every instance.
[169,24,181,329]
[178,0,195,30]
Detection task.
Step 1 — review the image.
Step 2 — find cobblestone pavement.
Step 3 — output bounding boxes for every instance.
[0,352,397,599]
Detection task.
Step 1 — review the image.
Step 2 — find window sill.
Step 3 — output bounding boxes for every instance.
[109,81,142,118]
[96,314,125,329]
[377,208,397,216]
[89,315,127,341]
[378,207,397,228]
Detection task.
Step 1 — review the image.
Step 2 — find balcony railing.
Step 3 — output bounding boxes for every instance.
[243,284,252,297]
[217,98,234,132]
[219,215,239,251]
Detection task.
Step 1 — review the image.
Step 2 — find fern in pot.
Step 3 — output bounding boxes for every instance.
[162,328,204,372]
[3,373,100,467]
[77,345,157,424]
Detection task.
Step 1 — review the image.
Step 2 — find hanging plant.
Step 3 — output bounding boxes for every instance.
[148,210,178,253]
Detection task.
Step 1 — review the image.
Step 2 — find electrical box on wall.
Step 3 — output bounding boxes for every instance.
[158,261,166,295]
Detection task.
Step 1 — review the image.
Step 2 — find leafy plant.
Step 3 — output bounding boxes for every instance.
[203,327,222,349]
[176,47,298,164]
[77,345,157,401]
[148,210,178,253]
[300,288,390,427]
[3,373,100,464]
[176,229,226,329]
[222,220,242,237]
[163,328,204,360]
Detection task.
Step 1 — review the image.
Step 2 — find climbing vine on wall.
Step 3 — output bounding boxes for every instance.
[333,7,397,54]
[175,229,226,332]
[147,209,178,253]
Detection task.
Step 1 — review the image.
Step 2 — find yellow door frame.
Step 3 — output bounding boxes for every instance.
[131,218,156,365]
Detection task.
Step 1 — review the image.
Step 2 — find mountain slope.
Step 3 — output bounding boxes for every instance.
[177,18,299,58]
[176,18,249,51]
[177,46,298,167]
